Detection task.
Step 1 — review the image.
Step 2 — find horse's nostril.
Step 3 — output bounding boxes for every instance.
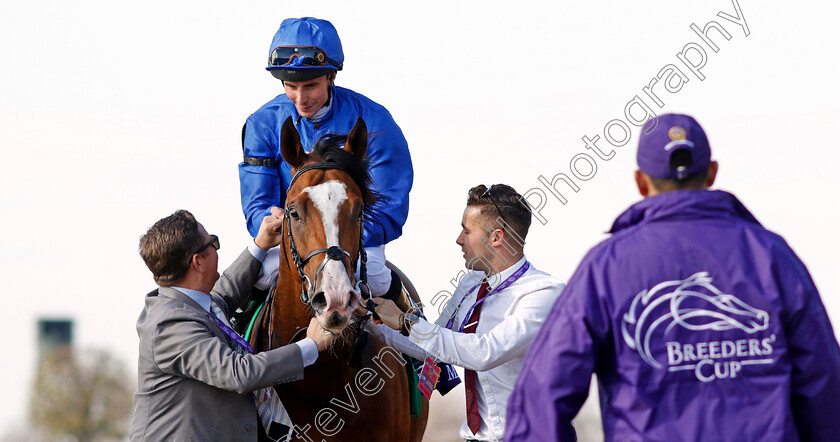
[347,292,360,309]
[311,292,326,310]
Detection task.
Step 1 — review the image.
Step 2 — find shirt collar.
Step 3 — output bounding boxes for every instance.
[485,256,527,290]
[306,86,334,123]
[172,286,211,314]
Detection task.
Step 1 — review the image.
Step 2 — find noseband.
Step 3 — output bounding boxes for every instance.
[285,162,369,307]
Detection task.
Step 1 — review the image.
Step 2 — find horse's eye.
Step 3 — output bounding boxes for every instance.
[288,209,300,221]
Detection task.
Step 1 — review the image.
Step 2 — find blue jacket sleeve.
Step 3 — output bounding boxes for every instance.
[778,245,840,440]
[239,116,286,238]
[506,255,603,442]
[362,114,413,247]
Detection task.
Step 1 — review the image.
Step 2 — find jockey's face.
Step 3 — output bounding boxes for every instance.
[456,206,495,274]
[283,74,331,118]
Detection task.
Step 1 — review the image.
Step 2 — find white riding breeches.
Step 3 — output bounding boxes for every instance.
[355,245,391,297]
[255,246,282,291]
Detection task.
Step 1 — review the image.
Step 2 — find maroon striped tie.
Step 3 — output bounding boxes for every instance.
[464,279,490,435]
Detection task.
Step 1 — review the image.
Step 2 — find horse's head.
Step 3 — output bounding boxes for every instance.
[280,116,373,335]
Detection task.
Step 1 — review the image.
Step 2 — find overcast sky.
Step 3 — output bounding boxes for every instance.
[1,0,838,433]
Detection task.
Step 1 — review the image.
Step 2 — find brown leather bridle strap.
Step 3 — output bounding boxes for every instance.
[284,162,369,310]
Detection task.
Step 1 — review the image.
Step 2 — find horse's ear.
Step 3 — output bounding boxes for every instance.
[344,117,367,160]
[281,116,307,168]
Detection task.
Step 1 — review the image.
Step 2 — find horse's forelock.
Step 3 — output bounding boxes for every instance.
[311,134,382,210]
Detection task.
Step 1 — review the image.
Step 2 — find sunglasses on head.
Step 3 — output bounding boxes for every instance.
[481,185,511,231]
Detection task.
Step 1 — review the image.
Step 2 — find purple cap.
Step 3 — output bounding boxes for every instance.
[637,113,711,179]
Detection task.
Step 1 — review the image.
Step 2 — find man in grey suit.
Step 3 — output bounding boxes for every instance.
[130,209,334,441]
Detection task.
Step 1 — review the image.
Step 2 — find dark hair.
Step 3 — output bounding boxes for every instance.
[650,149,708,191]
[139,210,205,286]
[466,184,532,240]
[312,133,382,210]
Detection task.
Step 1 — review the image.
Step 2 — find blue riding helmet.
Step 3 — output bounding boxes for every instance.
[266,17,344,81]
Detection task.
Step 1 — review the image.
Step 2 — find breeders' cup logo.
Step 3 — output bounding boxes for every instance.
[621,272,775,382]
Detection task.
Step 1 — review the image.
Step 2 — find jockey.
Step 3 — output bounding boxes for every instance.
[237,17,414,321]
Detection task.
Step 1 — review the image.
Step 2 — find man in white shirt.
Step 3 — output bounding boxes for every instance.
[369,184,565,442]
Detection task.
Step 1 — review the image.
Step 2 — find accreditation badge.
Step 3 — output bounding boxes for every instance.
[418,357,441,399]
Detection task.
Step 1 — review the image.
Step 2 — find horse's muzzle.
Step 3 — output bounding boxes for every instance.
[312,289,360,329]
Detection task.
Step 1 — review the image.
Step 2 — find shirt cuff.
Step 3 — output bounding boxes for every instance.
[407,319,438,346]
[247,241,268,262]
[295,338,319,367]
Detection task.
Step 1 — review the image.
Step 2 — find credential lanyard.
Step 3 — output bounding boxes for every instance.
[212,315,255,354]
[445,261,530,332]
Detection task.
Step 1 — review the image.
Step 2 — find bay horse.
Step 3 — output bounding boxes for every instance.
[249,116,429,441]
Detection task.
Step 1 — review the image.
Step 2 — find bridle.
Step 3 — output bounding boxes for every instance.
[283,162,372,310]
[261,160,380,351]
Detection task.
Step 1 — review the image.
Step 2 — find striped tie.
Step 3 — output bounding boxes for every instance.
[210,301,294,441]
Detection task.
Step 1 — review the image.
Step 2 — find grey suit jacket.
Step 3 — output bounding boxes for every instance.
[130,249,303,442]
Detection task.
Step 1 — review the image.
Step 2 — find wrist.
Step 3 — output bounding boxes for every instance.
[253,237,270,251]
[400,313,419,336]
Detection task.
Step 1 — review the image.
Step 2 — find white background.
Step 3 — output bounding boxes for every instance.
[1,0,838,438]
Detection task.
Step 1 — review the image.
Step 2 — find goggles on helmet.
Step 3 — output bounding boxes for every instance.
[268,46,341,69]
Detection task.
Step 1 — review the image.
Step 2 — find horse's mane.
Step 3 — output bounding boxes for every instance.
[311,134,383,212]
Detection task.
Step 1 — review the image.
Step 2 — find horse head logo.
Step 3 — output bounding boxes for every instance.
[621,272,768,368]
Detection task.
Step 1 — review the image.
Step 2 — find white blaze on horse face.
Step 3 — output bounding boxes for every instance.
[304,181,347,246]
[303,180,358,320]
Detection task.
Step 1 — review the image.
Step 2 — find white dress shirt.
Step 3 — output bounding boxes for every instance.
[367,257,565,441]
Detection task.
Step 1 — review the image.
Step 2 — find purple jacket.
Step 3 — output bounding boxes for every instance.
[506,190,840,441]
